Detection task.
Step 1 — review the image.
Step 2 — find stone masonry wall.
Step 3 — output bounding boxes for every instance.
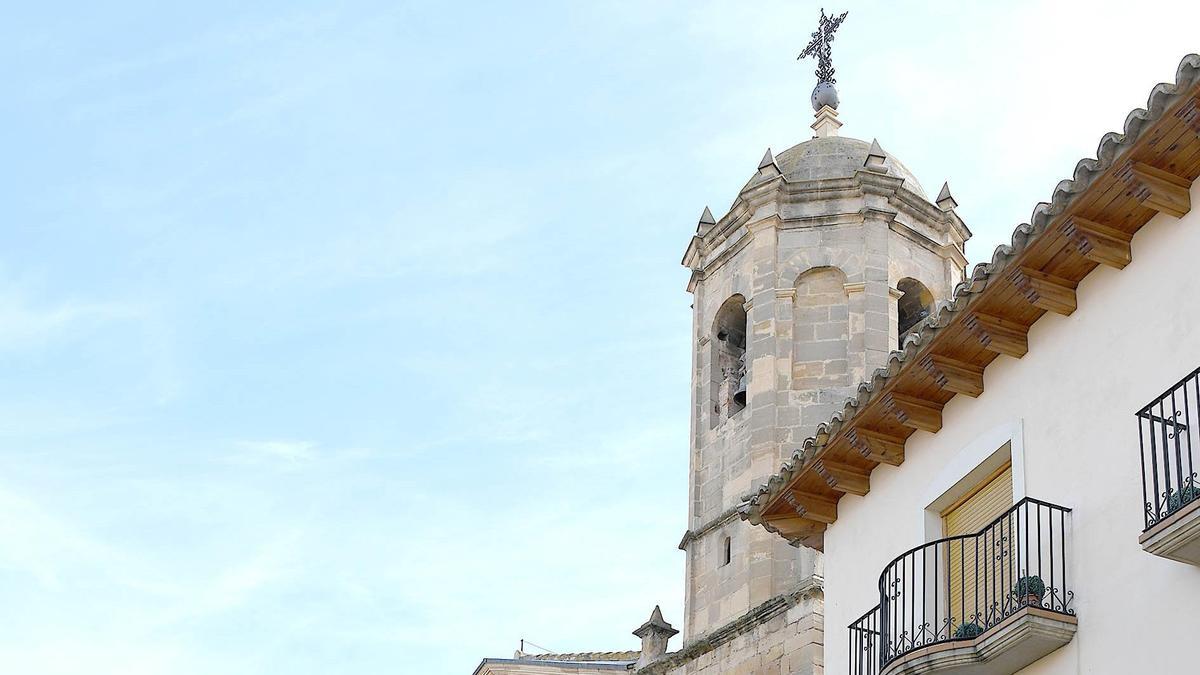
[792,267,850,391]
[685,182,965,641]
[649,590,824,675]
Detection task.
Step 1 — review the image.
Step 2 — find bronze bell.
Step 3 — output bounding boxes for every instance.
[733,366,748,407]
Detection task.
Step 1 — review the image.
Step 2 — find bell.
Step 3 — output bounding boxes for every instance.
[733,368,748,407]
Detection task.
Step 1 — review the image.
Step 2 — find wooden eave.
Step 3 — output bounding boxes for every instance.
[744,55,1200,551]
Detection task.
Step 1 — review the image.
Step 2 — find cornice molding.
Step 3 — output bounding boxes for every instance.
[690,171,965,280]
[677,505,743,550]
[635,577,824,675]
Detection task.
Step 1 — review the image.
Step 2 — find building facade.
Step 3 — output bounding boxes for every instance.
[472,26,1200,675]
[743,53,1200,675]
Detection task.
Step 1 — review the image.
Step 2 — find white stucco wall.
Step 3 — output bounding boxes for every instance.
[823,180,1200,675]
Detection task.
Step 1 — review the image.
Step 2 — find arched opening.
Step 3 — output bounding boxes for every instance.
[710,295,748,424]
[896,277,935,345]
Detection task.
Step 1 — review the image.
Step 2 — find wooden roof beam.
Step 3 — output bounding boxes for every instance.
[1129,161,1192,218]
[1011,266,1077,316]
[1176,97,1200,135]
[845,427,905,466]
[963,312,1029,358]
[919,354,986,398]
[760,513,828,541]
[1061,216,1134,269]
[882,392,944,433]
[812,458,870,496]
[780,489,839,524]
[796,533,825,552]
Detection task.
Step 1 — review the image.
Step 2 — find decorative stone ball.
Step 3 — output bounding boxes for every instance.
[811,82,839,111]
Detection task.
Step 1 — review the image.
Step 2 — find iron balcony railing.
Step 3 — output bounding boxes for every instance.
[1138,366,1200,531]
[848,498,1074,675]
[848,605,882,675]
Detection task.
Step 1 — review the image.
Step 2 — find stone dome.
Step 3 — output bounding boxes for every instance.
[772,136,928,199]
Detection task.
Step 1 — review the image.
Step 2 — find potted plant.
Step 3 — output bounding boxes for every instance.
[953,622,984,639]
[1167,484,1200,514]
[1013,575,1045,606]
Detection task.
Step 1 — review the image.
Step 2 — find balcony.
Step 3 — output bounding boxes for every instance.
[1138,366,1200,564]
[849,498,1076,675]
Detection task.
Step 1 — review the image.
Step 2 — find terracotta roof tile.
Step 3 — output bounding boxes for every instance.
[522,650,639,663]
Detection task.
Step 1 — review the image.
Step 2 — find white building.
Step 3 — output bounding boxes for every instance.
[743,53,1200,674]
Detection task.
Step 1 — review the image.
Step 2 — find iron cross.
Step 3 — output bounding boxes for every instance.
[797,8,849,84]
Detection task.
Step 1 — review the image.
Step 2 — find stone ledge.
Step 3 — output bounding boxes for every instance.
[636,577,823,675]
[1140,495,1200,565]
[677,505,743,550]
[880,607,1076,675]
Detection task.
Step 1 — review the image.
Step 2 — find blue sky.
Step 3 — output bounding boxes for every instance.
[1,2,1197,674]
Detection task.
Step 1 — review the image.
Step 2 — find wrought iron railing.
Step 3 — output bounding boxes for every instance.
[1138,366,1200,531]
[848,498,1073,675]
[848,605,881,675]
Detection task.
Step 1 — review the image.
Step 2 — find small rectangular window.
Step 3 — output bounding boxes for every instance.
[721,535,732,567]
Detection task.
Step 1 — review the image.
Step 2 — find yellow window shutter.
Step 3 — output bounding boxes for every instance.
[943,465,1014,625]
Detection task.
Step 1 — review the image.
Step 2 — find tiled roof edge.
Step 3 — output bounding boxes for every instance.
[524,650,640,662]
[739,53,1200,524]
[635,576,822,675]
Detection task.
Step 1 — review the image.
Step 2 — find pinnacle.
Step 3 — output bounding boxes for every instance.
[758,147,776,170]
[863,138,887,173]
[632,604,678,638]
[697,206,716,230]
[936,182,958,210]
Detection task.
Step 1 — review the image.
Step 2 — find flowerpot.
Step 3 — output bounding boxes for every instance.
[1020,593,1041,606]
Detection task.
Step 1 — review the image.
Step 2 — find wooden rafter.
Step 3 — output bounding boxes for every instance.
[919,354,986,398]
[963,312,1029,358]
[812,458,870,496]
[882,392,943,433]
[1060,216,1133,269]
[1177,97,1200,134]
[1011,267,1077,316]
[760,513,827,541]
[779,489,839,524]
[1128,161,1192,218]
[845,427,905,466]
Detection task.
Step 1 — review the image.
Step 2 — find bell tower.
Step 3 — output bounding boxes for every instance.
[675,11,970,660]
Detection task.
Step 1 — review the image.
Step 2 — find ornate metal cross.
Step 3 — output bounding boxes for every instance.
[797,8,849,84]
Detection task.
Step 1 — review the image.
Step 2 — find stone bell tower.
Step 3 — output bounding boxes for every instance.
[671,11,969,672]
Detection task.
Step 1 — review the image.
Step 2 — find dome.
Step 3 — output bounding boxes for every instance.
[771,136,927,199]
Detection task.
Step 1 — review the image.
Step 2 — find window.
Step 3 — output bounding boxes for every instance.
[721,535,732,567]
[710,295,748,425]
[941,463,1014,619]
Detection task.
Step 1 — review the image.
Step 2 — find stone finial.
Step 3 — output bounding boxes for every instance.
[864,138,887,173]
[633,605,678,668]
[697,206,716,232]
[936,182,958,211]
[811,105,842,138]
[758,147,777,171]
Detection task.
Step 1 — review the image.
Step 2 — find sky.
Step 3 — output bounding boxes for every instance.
[1,1,1197,674]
